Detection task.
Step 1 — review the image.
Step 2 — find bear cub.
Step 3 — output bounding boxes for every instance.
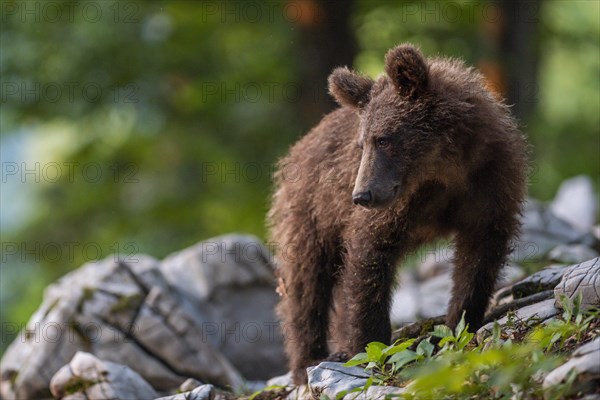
[268,44,528,384]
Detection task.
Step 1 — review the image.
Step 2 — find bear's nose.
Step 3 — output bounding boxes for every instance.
[352,191,372,206]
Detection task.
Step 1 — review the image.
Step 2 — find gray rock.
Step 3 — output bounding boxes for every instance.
[1,243,249,398]
[346,385,406,399]
[486,290,555,324]
[580,395,600,400]
[593,225,600,241]
[285,385,310,400]
[179,378,203,392]
[266,371,293,387]
[543,338,600,392]
[554,257,600,310]
[154,384,216,400]
[161,234,286,380]
[305,362,407,399]
[392,263,523,327]
[161,234,274,302]
[390,271,420,325]
[514,199,598,262]
[550,175,597,232]
[499,264,527,288]
[477,299,559,343]
[49,351,158,400]
[548,244,599,264]
[501,264,568,299]
[487,264,528,310]
[416,247,454,280]
[505,297,559,322]
[418,272,453,318]
[392,316,446,342]
[307,362,370,399]
[573,338,600,357]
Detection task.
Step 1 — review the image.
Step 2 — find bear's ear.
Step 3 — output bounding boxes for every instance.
[384,44,428,99]
[328,67,374,109]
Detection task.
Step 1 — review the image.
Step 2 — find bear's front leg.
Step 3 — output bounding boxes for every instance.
[341,231,402,355]
[447,219,515,331]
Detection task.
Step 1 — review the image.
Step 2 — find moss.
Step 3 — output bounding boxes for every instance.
[110,292,143,313]
[76,287,97,313]
[68,322,93,347]
[42,298,61,319]
[7,370,19,386]
[63,376,97,395]
[419,320,435,337]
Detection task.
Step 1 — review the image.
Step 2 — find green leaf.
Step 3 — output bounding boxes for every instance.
[365,361,378,370]
[344,352,368,367]
[416,339,435,358]
[432,324,453,338]
[438,336,456,347]
[455,312,467,337]
[366,342,387,363]
[364,376,373,391]
[382,339,416,357]
[492,321,502,342]
[572,292,582,319]
[457,331,474,351]
[389,350,418,369]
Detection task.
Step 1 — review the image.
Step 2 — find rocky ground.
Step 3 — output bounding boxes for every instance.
[1,176,599,400]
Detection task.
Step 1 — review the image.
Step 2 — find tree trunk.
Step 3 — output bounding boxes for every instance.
[292,0,357,130]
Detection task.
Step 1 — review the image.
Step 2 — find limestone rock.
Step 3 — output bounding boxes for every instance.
[304,362,406,400]
[307,362,370,399]
[345,385,406,399]
[390,271,420,325]
[1,235,281,398]
[266,371,293,388]
[49,352,157,400]
[154,384,216,400]
[285,385,310,400]
[543,338,600,394]
[416,247,454,280]
[500,264,567,300]
[549,175,597,232]
[392,263,524,327]
[477,299,559,343]
[161,234,286,380]
[515,199,598,262]
[548,244,599,264]
[1,256,183,399]
[554,257,600,310]
[179,378,204,392]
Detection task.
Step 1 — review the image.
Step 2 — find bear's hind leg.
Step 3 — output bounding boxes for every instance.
[276,239,336,384]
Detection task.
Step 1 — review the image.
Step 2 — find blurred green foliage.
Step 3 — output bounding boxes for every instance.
[1,0,598,352]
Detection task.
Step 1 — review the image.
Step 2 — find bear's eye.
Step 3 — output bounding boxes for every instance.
[376,137,390,148]
[357,141,364,150]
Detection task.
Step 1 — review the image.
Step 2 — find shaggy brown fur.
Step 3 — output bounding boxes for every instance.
[268,44,528,384]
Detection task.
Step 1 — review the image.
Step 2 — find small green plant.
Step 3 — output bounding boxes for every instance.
[339,313,472,398]
[247,384,288,400]
[338,302,599,400]
[432,313,474,354]
[527,293,599,352]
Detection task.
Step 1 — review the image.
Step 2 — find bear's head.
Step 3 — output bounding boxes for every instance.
[329,44,441,209]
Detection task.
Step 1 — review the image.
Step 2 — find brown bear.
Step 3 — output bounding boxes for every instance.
[268,44,528,384]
